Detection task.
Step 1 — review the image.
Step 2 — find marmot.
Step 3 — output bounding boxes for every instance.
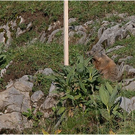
[92,52,119,82]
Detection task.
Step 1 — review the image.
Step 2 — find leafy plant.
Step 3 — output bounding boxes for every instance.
[46,55,100,125]
[99,82,121,124]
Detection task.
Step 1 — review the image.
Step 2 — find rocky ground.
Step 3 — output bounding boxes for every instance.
[1,10,135,133]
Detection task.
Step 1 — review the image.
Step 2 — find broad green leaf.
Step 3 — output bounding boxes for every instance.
[57,107,65,115]
[108,86,118,108]
[106,82,113,95]
[66,69,75,85]
[100,109,110,121]
[99,84,109,106]
[79,80,87,93]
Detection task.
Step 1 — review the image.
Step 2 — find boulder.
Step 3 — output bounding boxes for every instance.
[118,96,135,113]
[0,112,32,133]
[31,90,44,102]
[123,81,135,91]
[42,68,54,76]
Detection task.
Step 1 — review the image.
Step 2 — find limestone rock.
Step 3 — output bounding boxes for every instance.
[68,18,76,24]
[123,81,135,91]
[119,97,131,112]
[47,28,63,43]
[39,31,46,43]
[74,25,86,32]
[31,90,44,102]
[118,96,135,113]
[76,31,87,45]
[122,78,135,86]
[14,76,33,92]
[118,56,133,63]
[42,68,54,76]
[128,68,135,75]
[49,83,57,97]
[125,21,135,36]
[106,45,124,54]
[0,112,32,133]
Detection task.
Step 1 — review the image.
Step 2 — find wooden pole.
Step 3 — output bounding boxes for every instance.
[64,0,69,66]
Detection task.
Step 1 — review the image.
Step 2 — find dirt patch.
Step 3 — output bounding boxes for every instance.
[21,10,64,34]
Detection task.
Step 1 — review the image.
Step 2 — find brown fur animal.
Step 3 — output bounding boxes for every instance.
[92,52,119,82]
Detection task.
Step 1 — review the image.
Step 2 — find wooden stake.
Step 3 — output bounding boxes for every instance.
[64,0,69,66]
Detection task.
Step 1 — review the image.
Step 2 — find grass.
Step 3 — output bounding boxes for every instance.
[1,1,135,134]
[0,1,135,25]
[1,41,87,91]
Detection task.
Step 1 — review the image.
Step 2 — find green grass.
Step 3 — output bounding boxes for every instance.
[0,1,135,25]
[1,41,87,90]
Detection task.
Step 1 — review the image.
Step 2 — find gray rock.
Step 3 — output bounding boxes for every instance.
[0,87,22,112]
[0,68,6,78]
[0,32,5,43]
[0,61,13,78]
[0,112,32,132]
[122,78,135,86]
[106,45,124,54]
[26,22,32,30]
[118,56,133,63]
[16,27,26,38]
[111,54,119,60]
[21,97,31,112]
[118,13,128,19]
[123,81,135,91]
[98,27,106,39]
[39,31,46,43]
[119,97,131,112]
[125,15,135,22]
[74,25,86,32]
[69,31,75,37]
[125,21,135,36]
[118,96,135,113]
[31,90,44,102]
[91,22,129,54]
[48,21,61,31]
[84,20,93,27]
[128,68,135,75]
[76,31,87,45]
[47,28,63,43]
[0,112,23,132]
[101,21,110,27]
[14,78,33,92]
[49,83,57,97]
[41,97,56,110]
[0,86,31,113]
[42,68,54,76]
[68,18,76,24]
